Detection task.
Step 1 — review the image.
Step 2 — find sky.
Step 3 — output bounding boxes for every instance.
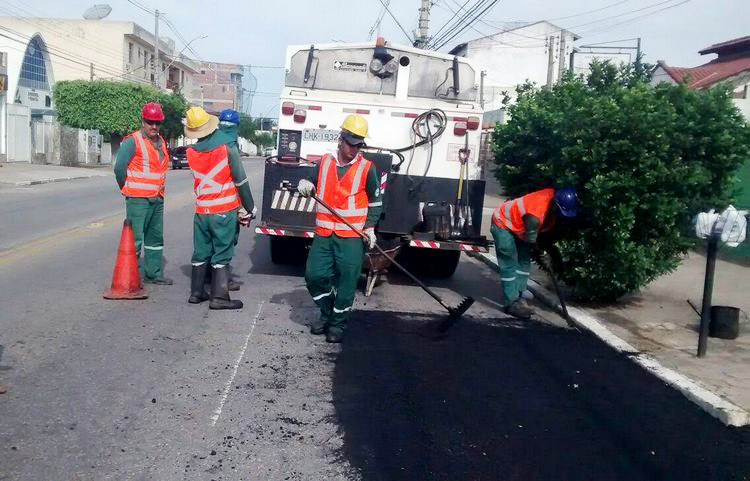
[7,0,749,118]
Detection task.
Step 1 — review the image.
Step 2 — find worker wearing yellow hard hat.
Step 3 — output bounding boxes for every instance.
[297,114,382,343]
[184,106,256,310]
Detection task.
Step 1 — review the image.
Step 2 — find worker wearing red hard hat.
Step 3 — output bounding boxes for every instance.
[113,102,173,285]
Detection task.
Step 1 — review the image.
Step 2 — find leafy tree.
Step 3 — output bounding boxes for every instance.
[53,80,187,140]
[492,60,750,301]
[254,132,275,148]
[238,113,256,140]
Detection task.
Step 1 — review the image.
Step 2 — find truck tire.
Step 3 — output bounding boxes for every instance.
[403,247,460,278]
[427,249,461,278]
[270,236,309,264]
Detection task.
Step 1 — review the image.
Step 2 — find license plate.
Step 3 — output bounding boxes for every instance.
[302,129,339,143]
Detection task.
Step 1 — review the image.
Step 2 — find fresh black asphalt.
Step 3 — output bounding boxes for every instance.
[333,311,750,481]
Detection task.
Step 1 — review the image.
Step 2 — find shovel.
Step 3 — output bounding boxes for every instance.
[307,190,474,332]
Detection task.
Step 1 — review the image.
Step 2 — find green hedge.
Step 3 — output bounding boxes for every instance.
[53,80,187,140]
[492,61,750,301]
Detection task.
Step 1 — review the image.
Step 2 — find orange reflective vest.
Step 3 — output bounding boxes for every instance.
[492,188,555,235]
[120,130,168,198]
[315,153,372,238]
[186,145,240,215]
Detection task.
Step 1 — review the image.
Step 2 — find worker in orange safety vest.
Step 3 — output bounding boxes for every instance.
[297,114,383,343]
[491,187,578,318]
[184,107,256,310]
[114,102,172,285]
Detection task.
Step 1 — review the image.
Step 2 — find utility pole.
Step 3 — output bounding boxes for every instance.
[90,63,94,81]
[636,37,642,62]
[557,31,566,81]
[546,36,555,90]
[479,70,485,108]
[414,0,431,48]
[153,9,160,89]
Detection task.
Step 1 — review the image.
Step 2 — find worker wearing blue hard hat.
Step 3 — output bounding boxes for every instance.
[490,187,578,319]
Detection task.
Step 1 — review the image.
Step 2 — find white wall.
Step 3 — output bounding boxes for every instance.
[459,22,577,111]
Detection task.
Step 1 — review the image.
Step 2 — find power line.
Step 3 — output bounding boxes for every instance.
[430,0,489,49]
[433,0,499,50]
[547,0,632,21]
[430,0,471,42]
[375,0,413,43]
[368,0,389,41]
[433,0,498,50]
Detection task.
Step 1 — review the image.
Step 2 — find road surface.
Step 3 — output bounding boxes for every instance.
[0,158,748,480]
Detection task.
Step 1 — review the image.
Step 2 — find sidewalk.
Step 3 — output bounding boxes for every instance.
[0,163,111,186]
[474,243,750,426]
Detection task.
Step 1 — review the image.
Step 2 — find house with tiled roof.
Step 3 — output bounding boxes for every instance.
[651,36,750,118]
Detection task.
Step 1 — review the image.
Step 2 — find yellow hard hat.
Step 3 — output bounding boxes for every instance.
[184,106,219,139]
[340,114,369,139]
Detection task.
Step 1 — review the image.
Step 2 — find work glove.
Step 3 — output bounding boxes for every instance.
[363,228,377,250]
[297,179,315,197]
[238,207,255,227]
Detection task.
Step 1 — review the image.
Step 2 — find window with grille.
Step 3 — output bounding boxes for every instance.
[19,36,49,91]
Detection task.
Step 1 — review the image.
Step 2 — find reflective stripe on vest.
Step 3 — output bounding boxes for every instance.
[120,131,168,198]
[186,145,241,214]
[314,153,372,238]
[492,188,554,234]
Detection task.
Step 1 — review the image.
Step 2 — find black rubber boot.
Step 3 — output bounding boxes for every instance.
[228,265,241,292]
[209,266,243,310]
[504,299,532,319]
[310,318,326,335]
[325,328,344,343]
[188,264,210,304]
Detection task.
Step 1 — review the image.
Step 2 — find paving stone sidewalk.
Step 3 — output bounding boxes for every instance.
[0,163,111,186]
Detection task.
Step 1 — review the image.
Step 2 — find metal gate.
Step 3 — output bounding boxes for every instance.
[7,103,31,162]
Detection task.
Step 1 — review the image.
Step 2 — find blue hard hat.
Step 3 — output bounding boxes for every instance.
[554,188,578,217]
[219,109,240,124]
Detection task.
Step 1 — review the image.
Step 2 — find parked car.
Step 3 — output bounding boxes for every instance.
[169,146,188,169]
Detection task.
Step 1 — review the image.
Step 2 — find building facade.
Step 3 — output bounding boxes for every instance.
[0,16,199,113]
[652,36,750,119]
[190,61,243,113]
[449,21,580,111]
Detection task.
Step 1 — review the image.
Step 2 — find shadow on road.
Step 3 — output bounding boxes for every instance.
[332,310,750,481]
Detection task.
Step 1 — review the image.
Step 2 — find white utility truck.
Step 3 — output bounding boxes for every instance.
[256,39,489,291]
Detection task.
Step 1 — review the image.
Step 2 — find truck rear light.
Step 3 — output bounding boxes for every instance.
[293,109,306,123]
[281,102,294,115]
[307,105,322,111]
[467,116,480,130]
[454,121,467,136]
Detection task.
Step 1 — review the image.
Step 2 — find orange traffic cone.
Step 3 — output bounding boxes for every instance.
[103,219,148,300]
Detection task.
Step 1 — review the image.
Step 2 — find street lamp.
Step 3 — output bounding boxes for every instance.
[163,34,207,79]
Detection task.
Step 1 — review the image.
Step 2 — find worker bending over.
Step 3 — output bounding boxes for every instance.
[184,107,255,310]
[297,114,382,343]
[491,187,578,318]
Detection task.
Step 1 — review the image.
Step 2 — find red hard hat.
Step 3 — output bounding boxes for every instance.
[141,102,165,122]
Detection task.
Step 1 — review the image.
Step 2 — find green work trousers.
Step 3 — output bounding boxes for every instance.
[192,209,238,267]
[125,196,164,279]
[491,223,531,305]
[305,234,365,335]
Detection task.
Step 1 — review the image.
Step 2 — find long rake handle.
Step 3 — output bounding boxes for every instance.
[311,193,452,312]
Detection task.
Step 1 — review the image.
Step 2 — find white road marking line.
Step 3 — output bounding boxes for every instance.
[210,301,264,426]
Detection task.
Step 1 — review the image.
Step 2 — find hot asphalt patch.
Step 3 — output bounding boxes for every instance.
[333,311,750,481]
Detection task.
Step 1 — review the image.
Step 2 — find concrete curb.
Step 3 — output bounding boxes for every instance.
[469,251,750,427]
[0,174,104,186]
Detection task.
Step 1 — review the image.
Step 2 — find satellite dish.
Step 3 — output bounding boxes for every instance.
[83,4,112,20]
